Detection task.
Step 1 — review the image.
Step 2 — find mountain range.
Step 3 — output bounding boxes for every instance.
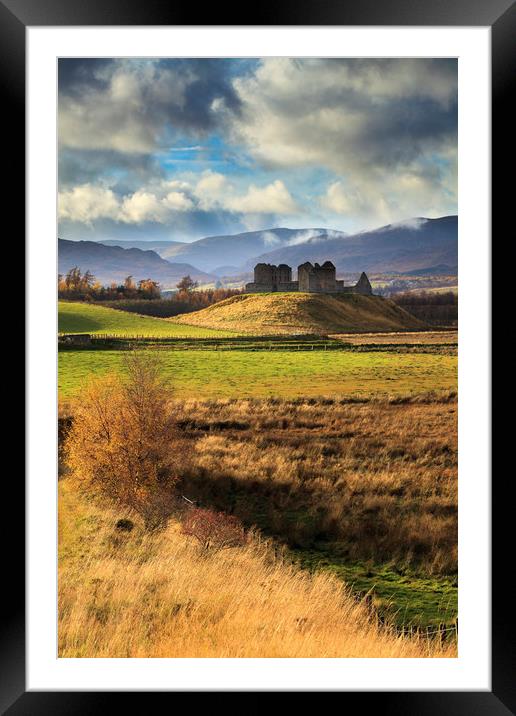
[58,239,215,287]
[60,215,458,286]
[245,216,457,276]
[99,239,186,252]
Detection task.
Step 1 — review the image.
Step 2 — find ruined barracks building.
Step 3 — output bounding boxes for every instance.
[245,261,373,295]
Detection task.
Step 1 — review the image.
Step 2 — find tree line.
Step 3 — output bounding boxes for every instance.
[58,267,161,300]
[391,290,458,326]
[58,266,243,315]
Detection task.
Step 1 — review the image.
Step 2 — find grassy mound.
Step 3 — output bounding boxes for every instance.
[174,292,428,335]
[58,301,238,338]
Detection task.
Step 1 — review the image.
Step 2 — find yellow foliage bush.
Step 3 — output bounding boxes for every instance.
[65,353,181,528]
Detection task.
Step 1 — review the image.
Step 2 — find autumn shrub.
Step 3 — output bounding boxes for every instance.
[182,507,247,550]
[65,353,182,528]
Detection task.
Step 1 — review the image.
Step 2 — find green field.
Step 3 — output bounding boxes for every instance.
[58,301,238,338]
[59,347,457,399]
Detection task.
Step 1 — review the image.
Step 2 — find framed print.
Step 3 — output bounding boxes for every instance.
[5,0,512,710]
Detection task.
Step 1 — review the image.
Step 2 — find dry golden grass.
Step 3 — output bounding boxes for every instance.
[58,481,455,658]
[60,392,458,574]
[174,393,458,574]
[330,331,458,345]
[173,292,426,335]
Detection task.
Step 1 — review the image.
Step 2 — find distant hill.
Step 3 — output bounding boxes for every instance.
[399,264,457,276]
[157,228,346,272]
[174,292,427,335]
[249,217,457,275]
[99,239,186,251]
[58,239,214,288]
[82,216,457,278]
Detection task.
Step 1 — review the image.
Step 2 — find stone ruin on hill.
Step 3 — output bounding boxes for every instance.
[245,261,373,295]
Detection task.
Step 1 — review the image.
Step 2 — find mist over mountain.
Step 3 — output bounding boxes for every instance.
[244,216,457,276]
[154,228,347,272]
[58,239,215,288]
[64,215,457,287]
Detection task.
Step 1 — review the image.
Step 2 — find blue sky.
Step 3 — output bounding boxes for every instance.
[58,58,457,243]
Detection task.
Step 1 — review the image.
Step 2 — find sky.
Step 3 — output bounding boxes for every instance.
[58,58,458,243]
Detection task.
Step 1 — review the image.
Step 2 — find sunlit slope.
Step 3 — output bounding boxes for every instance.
[58,481,454,657]
[174,292,427,335]
[58,301,237,337]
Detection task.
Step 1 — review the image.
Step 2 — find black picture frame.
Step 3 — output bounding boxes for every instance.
[6,0,511,710]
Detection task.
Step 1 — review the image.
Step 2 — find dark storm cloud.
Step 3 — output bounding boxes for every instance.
[358,95,457,169]
[58,58,113,98]
[164,59,243,131]
[58,58,243,154]
[231,57,457,174]
[58,57,458,235]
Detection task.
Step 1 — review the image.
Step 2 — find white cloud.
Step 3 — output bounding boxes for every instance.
[59,183,194,225]
[261,231,282,247]
[287,229,328,245]
[58,184,120,224]
[163,191,194,212]
[321,182,367,216]
[225,180,299,214]
[120,191,169,223]
[195,171,228,210]
[225,58,457,225]
[320,166,457,229]
[58,176,299,225]
[229,58,457,173]
[387,217,427,230]
[59,58,457,231]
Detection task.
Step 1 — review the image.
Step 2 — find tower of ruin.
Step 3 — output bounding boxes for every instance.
[245,261,373,295]
[298,261,337,292]
[245,263,298,292]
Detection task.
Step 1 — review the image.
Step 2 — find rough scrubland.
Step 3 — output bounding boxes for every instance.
[58,329,458,656]
[58,480,455,658]
[60,390,458,632]
[173,394,457,575]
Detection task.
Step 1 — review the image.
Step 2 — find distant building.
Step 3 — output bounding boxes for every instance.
[245,261,373,295]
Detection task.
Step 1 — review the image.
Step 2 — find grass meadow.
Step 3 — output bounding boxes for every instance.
[58,300,239,338]
[58,301,458,657]
[59,348,457,400]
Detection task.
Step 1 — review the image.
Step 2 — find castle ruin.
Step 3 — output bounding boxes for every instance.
[245,261,373,295]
